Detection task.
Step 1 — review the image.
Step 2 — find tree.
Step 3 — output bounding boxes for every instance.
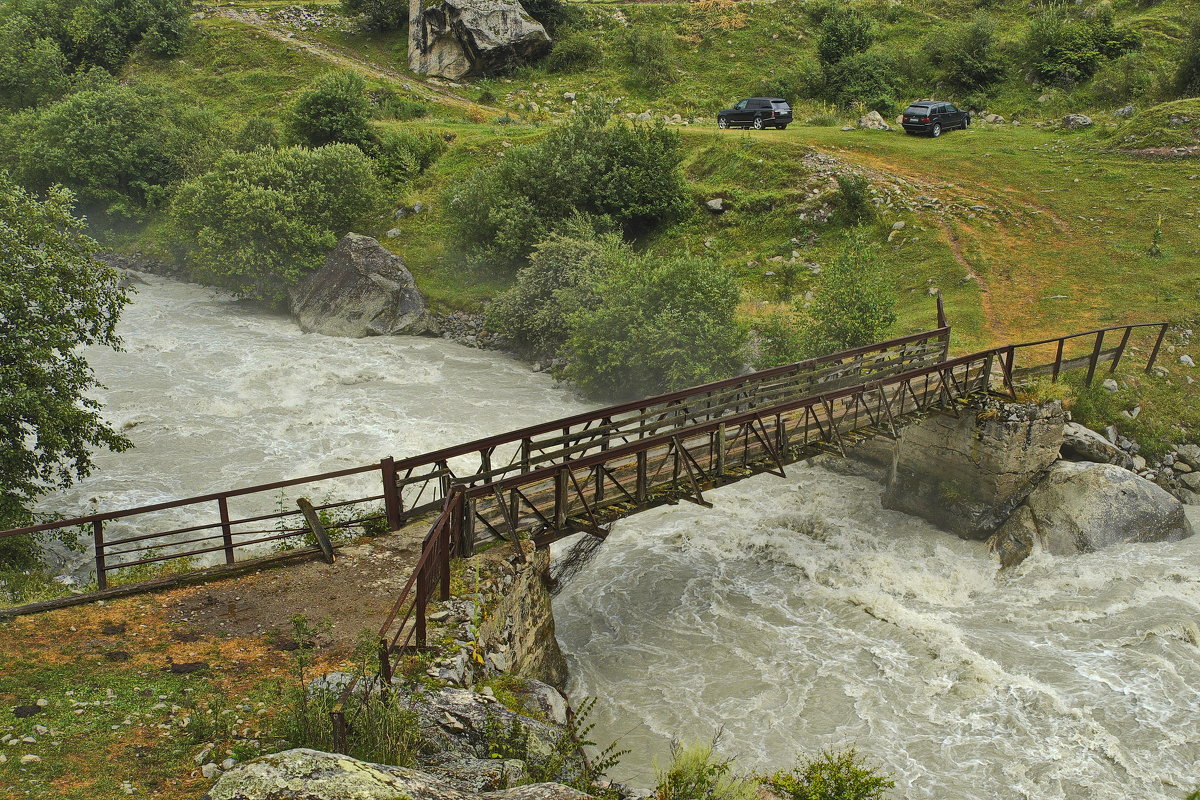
[935,14,1005,90]
[339,0,407,31]
[798,232,896,358]
[816,7,874,68]
[0,176,131,567]
[291,72,377,151]
[563,253,745,399]
[170,145,381,303]
[0,17,71,110]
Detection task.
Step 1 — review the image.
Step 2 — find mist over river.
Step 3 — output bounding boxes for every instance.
[41,277,1200,798]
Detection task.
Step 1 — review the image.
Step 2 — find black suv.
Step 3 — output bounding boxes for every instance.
[900,101,969,137]
[717,98,792,130]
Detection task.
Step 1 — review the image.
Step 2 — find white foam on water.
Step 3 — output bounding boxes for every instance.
[555,469,1200,799]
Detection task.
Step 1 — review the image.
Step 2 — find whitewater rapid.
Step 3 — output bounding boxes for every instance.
[555,469,1200,799]
[37,275,594,570]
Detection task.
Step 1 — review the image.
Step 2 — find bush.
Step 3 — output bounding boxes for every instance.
[764,749,895,800]
[339,0,406,31]
[0,83,214,213]
[546,25,602,72]
[822,51,900,112]
[816,7,875,67]
[447,108,689,269]
[1175,16,1200,97]
[291,72,377,151]
[374,129,447,185]
[1091,51,1160,105]
[798,232,896,358]
[934,14,1004,90]
[233,116,282,152]
[0,17,70,110]
[654,741,757,800]
[373,88,430,121]
[521,0,575,34]
[562,253,745,399]
[751,312,806,370]
[1024,4,1139,85]
[833,173,874,225]
[624,28,678,89]
[170,145,381,303]
[485,222,620,360]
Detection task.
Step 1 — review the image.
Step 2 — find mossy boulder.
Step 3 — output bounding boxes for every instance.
[1107,99,1200,150]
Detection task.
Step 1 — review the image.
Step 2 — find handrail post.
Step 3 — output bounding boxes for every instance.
[378,637,393,694]
[441,495,456,602]
[1146,324,1168,374]
[218,497,235,565]
[554,468,568,532]
[1109,326,1133,375]
[936,290,947,330]
[1051,339,1065,383]
[330,710,348,754]
[93,520,107,591]
[415,564,428,648]
[1084,329,1105,386]
[381,457,402,531]
[636,451,648,503]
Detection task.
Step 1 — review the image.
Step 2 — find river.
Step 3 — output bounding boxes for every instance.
[42,276,1200,798]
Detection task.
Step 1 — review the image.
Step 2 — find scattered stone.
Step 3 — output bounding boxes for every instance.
[705,198,725,213]
[891,221,906,231]
[19,755,40,765]
[562,92,575,101]
[35,699,48,707]
[222,757,239,771]
[32,725,49,736]
[1062,113,1093,130]
[1061,422,1132,468]
[201,762,220,780]
[1176,444,1200,468]
[1181,355,1195,367]
[386,228,402,239]
[856,110,890,131]
[1115,105,1136,119]
[1101,378,1119,392]
[984,114,1004,124]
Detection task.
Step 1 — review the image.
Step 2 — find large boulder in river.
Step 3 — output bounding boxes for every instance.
[203,748,590,800]
[1060,421,1133,468]
[988,461,1194,567]
[408,0,551,80]
[882,401,1066,539]
[290,233,439,338]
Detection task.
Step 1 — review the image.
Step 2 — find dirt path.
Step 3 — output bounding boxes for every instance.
[211,7,501,117]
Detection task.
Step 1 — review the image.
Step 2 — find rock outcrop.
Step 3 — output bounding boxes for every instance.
[881,401,1066,539]
[1060,421,1133,469]
[203,748,590,800]
[857,110,890,131]
[408,0,550,80]
[988,461,1194,567]
[289,233,438,338]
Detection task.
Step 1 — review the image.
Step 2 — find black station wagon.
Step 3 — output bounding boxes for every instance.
[900,101,970,137]
[717,98,792,130]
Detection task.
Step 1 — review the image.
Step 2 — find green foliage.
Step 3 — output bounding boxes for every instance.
[764,749,895,800]
[934,14,1004,90]
[546,25,603,73]
[816,7,875,67]
[448,108,689,269]
[654,740,757,800]
[1107,98,1200,149]
[0,83,214,214]
[486,222,619,360]
[340,0,407,32]
[170,145,381,303]
[751,312,806,370]
[291,72,377,151]
[798,232,896,358]
[0,16,71,110]
[1175,16,1200,98]
[374,129,447,185]
[823,51,899,112]
[1148,215,1164,257]
[833,174,874,225]
[563,252,745,400]
[0,177,131,568]
[1024,3,1139,85]
[624,28,678,89]
[233,116,283,153]
[521,0,575,35]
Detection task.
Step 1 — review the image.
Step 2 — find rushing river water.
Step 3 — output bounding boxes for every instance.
[555,471,1200,799]
[41,276,1200,797]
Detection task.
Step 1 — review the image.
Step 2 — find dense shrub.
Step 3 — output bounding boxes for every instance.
[624,28,678,89]
[374,129,447,184]
[447,108,689,269]
[1175,16,1200,97]
[562,253,745,399]
[233,116,283,152]
[752,312,806,370]
[1091,51,1160,105]
[376,94,430,121]
[0,17,71,110]
[170,145,381,303]
[764,749,895,800]
[291,72,377,151]
[823,51,900,111]
[521,0,575,34]
[0,83,214,213]
[798,232,896,358]
[486,222,620,360]
[816,6,875,67]
[833,173,875,225]
[1024,4,1140,85]
[339,0,407,31]
[934,14,1005,90]
[546,25,603,72]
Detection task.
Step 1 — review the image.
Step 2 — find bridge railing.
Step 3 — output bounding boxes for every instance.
[995,322,1168,391]
[0,327,950,596]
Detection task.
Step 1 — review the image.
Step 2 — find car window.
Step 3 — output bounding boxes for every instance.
[903,106,929,116]
[771,101,790,110]
[735,100,747,110]
[945,104,959,113]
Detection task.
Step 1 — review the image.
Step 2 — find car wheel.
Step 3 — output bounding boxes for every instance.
[753,117,764,130]
[718,117,729,129]
[931,123,941,138]
[778,124,788,130]
[963,115,970,129]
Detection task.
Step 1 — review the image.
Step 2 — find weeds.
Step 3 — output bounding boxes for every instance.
[763,748,894,800]
[654,738,757,800]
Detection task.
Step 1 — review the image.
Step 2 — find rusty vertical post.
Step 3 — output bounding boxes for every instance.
[1109,326,1133,375]
[331,711,348,754]
[381,457,402,531]
[218,497,235,565]
[1146,324,1168,374]
[636,451,648,503]
[437,459,451,502]
[462,497,476,558]
[936,290,947,329]
[716,423,727,475]
[1085,329,1106,387]
[554,467,568,532]
[415,564,428,648]
[379,638,393,687]
[1051,339,1065,383]
[93,520,107,591]
[441,494,455,601]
